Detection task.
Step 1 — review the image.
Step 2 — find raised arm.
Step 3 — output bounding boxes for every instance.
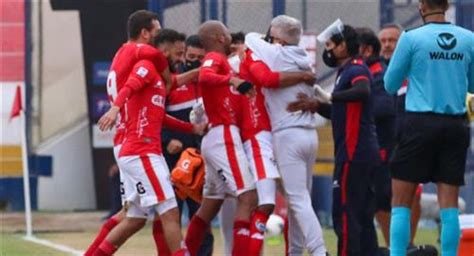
[245,32,278,65]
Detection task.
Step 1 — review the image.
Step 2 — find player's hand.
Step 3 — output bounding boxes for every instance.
[190,103,208,124]
[192,123,207,136]
[313,84,332,104]
[301,71,317,85]
[167,139,183,155]
[98,106,120,131]
[287,93,319,113]
[230,77,254,95]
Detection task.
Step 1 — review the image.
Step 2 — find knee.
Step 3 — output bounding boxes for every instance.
[123,218,146,232]
[257,204,275,216]
[238,190,258,212]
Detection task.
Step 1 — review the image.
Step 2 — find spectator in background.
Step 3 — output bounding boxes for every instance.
[378,23,423,249]
[358,27,397,249]
[378,23,403,65]
[159,33,214,256]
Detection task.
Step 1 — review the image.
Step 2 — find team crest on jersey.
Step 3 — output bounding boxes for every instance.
[181,159,191,171]
[154,81,163,88]
[136,66,149,78]
[202,59,213,67]
[151,94,164,107]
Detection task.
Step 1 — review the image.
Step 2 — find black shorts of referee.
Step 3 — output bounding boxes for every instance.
[390,112,470,186]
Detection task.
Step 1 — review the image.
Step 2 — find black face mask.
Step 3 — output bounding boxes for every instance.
[183,59,201,72]
[322,49,338,68]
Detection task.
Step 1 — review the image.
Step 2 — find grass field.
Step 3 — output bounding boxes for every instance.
[0,212,440,256]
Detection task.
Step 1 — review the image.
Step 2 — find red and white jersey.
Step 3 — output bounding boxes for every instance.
[238,49,276,141]
[166,80,202,112]
[199,52,243,127]
[106,42,168,146]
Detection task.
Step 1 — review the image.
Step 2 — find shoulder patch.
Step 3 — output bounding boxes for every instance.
[136,66,149,78]
[202,59,214,67]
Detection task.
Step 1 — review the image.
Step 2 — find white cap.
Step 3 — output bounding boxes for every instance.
[316,19,344,44]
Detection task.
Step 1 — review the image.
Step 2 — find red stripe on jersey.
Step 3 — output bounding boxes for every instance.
[350,75,369,85]
[369,62,383,75]
[341,162,350,256]
[140,155,166,202]
[250,137,266,180]
[223,126,244,189]
[345,102,362,160]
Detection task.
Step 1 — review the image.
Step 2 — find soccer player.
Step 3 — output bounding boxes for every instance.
[245,15,327,256]
[288,24,380,256]
[383,0,474,255]
[95,42,207,255]
[159,32,215,256]
[184,20,257,256]
[83,10,171,256]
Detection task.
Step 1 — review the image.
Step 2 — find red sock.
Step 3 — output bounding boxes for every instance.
[153,219,171,256]
[84,216,119,256]
[283,217,289,256]
[185,215,208,256]
[172,248,190,256]
[93,239,117,256]
[232,220,250,256]
[248,210,270,256]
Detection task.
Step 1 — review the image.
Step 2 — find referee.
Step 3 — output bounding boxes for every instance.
[383,0,474,255]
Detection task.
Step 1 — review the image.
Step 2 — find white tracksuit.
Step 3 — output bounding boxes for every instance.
[246,32,327,256]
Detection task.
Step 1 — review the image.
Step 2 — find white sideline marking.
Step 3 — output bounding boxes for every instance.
[23,235,84,256]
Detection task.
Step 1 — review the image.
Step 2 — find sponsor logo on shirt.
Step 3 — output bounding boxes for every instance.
[430,33,464,61]
[151,94,165,107]
[137,107,149,137]
[437,33,456,50]
[136,66,149,78]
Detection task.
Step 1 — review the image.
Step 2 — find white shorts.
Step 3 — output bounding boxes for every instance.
[201,125,255,199]
[118,153,177,217]
[113,145,135,204]
[243,131,280,182]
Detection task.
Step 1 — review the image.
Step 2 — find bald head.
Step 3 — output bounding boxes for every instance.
[198,20,232,54]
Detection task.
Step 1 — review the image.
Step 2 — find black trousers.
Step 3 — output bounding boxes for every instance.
[332,162,379,256]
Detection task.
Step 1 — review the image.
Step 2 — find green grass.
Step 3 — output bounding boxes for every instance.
[0,233,69,256]
[1,228,440,255]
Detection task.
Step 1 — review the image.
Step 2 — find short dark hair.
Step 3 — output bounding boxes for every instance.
[422,0,449,10]
[127,10,159,40]
[331,25,359,57]
[356,27,381,56]
[154,28,186,46]
[231,32,245,44]
[185,34,203,49]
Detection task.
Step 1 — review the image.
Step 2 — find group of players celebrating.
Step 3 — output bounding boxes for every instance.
[82,0,474,255]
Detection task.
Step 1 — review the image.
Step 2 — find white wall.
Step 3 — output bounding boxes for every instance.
[36,120,96,210]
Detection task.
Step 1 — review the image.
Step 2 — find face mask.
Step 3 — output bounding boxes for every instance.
[228,55,241,74]
[184,59,201,72]
[322,48,338,68]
